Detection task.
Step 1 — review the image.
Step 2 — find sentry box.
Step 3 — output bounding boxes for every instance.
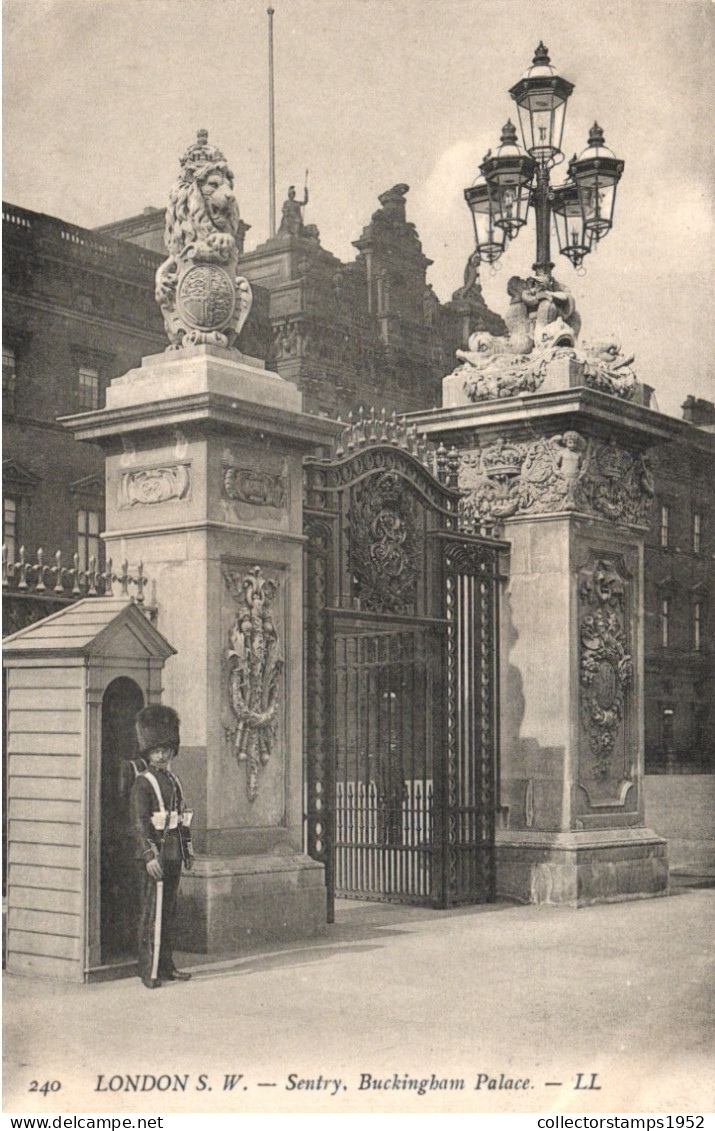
[3,598,175,982]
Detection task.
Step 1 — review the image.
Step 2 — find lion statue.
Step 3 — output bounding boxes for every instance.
[156,129,252,350]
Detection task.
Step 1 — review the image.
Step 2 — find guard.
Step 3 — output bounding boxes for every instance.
[129,705,194,988]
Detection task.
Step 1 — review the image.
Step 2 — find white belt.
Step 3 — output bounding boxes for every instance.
[151,810,180,831]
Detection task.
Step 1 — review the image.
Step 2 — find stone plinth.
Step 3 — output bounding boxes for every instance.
[105,347,298,412]
[410,387,680,905]
[179,854,327,953]
[495,830,668,905]
[63,347,338,950]
[443,353,653,411]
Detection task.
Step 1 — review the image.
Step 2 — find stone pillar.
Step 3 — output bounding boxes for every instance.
[64,346,337,949]
[411,385,677,905]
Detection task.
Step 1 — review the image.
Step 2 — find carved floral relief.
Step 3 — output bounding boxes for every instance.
[224,566,284,802]
[579,558,633,781]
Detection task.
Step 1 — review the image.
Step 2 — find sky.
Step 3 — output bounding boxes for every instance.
[3,0,714,419]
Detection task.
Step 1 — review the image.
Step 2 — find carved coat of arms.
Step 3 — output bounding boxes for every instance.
[155,129,252,350]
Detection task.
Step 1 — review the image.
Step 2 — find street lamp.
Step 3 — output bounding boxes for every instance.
[464,43,624,277]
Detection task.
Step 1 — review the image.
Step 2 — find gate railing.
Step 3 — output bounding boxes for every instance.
[303,422,509,915]
[2,545,146,600]
[334,779,434,901]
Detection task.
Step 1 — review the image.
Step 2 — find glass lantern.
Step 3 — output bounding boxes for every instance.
[463,179,508,263]
[569,123,624,240]
[551,181,592,267]
[509,43,574,167]
[480,121,535,238]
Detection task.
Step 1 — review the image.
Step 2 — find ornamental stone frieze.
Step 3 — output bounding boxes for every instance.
[223,566,284,803]
[118,463,191,507]
[578,556,633,786]
[459,431,655,527]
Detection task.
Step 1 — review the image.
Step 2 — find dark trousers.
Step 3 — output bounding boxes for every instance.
[135,859,182,980]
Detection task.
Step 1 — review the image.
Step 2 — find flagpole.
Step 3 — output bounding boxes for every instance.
[267,7,276,238]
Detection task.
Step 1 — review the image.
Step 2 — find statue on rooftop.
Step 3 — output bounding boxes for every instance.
[452,249,484,303]
[278,183,309,236]
[155,129,253,350]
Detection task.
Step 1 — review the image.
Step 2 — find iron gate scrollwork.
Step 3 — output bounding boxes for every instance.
[304,437,505,918]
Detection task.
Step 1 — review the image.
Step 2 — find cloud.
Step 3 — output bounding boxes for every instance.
[409,140,486,300]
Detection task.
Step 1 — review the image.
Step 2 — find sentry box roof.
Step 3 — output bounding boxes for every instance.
[3,597,176,661]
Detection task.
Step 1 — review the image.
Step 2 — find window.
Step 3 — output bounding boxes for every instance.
[693,707,712,772]
[77,508,100,571]
[3,347,16,386]
[660,597,670,648]
[661,707,675,761]
[3,497,18,564]
[693,601,702,652]
[693,512,701,555]
[78,366,100,410]
[660,505,670,550]
[3,347,16,414]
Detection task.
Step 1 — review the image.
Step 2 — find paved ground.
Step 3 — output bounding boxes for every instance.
[4,880,714,1115]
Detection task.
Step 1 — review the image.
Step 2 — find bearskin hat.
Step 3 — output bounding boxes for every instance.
[135,705,181,755]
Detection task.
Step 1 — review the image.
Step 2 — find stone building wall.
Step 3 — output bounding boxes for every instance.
[2,203,166,560]
[644,422,714,774]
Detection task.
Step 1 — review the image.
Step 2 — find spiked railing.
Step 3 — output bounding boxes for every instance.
[332,406,462,488]
[317,405,503,537]
[2,546,147,603]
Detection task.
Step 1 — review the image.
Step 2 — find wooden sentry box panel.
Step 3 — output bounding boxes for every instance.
[3,598,175,982]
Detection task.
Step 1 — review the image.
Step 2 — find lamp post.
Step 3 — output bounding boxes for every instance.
[465,43,624,277]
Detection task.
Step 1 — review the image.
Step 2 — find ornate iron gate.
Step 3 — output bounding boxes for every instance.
[304,419,506,917]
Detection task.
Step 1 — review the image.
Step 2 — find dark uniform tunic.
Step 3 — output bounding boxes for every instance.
[129,767,191,982]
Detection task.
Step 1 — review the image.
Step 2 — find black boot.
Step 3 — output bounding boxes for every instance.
[161,967,191,982]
